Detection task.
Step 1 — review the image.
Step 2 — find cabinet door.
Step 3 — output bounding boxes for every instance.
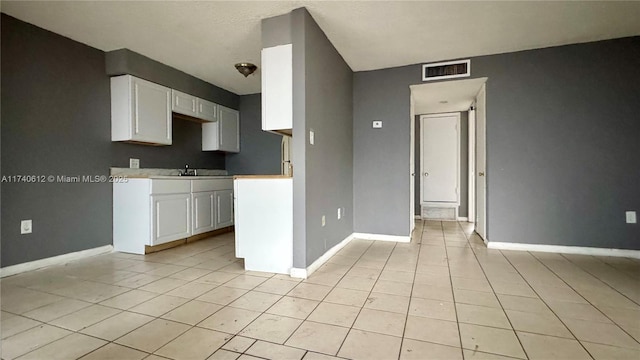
[262,44,292,132]
[171,90,197,117]
[218,106,240,152]
[192,192,215,235]
[214,189,234,228]
[196,98,217,122]
[132,77,172,145]
[151,194,190,245]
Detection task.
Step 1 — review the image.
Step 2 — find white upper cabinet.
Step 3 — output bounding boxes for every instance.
[111,75,172,145]
[171,89,197,118]
[219,106,240,152]
[196,98,218,122]
[173,90,217,122]
[262,44,292,135]
[202,105,239,153]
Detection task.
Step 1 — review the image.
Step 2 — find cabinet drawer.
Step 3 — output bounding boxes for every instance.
[150,179,191,194]
[191,179,232,192]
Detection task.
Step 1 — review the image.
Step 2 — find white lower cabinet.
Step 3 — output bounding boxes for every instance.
[114,177,233,254]
[215,189,234,228]
[192,191,215,235]
[152,194,191,245]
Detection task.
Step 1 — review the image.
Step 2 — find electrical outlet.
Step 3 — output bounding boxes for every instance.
[129,158,140,169]
[321,215,326,227]
[337,208,341,220]
[372,120,383,128]
[626,211,637,224]
[21,220,32,234]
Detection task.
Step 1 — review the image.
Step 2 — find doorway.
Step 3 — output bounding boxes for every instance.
[409,78,488,238]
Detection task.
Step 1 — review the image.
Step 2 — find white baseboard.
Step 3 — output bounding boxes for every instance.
[1,245,114,278]
[487,242,640,259]
[352,232,411,243]
[457,217,468,221]
[290,234,355,279]
[414,215,422,220]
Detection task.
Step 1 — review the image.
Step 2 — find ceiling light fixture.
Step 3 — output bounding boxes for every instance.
[235,63,257,77]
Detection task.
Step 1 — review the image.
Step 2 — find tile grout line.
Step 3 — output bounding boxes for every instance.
[255,238,376,357]
[397,219,426,360]
[461,223,531,360]
[498,251,599,359]
[441,221,466,360]
[526,252,640,349]
[559,253,640,308]
[333,238,399,358]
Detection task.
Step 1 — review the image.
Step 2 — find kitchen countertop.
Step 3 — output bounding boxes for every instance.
[111,167,228,177]
[234,175,292,179]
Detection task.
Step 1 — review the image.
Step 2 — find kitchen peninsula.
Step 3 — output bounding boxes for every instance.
[234,175,293,274]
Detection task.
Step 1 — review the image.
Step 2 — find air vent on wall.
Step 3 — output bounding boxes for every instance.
[422,59,470,81]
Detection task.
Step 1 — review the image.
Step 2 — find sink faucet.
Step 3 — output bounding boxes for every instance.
[179,164,195,176]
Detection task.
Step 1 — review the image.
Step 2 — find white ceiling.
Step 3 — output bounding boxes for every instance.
[411,77,487,115]
[3,1,640,95]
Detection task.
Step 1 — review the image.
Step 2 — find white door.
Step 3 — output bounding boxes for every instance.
[421,113,460,204]
[192,192,215,235]
[215,189,234,228]
[475,84,487,241]
[151,194,190,245]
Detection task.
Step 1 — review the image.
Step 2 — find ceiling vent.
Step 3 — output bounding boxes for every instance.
[422,59,470,81]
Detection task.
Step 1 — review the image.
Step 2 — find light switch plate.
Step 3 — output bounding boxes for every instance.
[309,130,315,145]
[21,220,32,234]
[373,121,383,128]
[626,211,637,224]
[129,158,140,169]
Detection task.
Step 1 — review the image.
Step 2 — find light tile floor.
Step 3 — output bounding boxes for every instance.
[1,222,639,360]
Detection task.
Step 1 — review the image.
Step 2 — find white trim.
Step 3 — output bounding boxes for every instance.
[289,268,308,279]
[422,59,471,81]
[487,242,640,259]
[290,234,355,279]
[468,108,476,223]
[352,233,411,243]
[1,245,114,278]
[414,215,422,220]
[457,217,468,221]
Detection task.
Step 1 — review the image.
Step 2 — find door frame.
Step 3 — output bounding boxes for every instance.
[475,83,488,242]
[419,112,461,208]
[468,108,476,223]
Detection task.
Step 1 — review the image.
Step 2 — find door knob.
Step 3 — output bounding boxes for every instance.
[479,172,485,176]
[424,172,429,177]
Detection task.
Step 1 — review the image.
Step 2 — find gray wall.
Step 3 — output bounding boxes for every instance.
[226,94,282,175]
[354,66,415,236]
[355,36,640,249]
[262,8,354,268]
[299,9,354,266]
[1,14,232,267]
[2,14,112,267]
[413,112,468,218]
[106,49,239,110]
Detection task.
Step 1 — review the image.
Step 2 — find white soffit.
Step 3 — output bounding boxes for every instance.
[2,1,639,95]
[411,78,487,115]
